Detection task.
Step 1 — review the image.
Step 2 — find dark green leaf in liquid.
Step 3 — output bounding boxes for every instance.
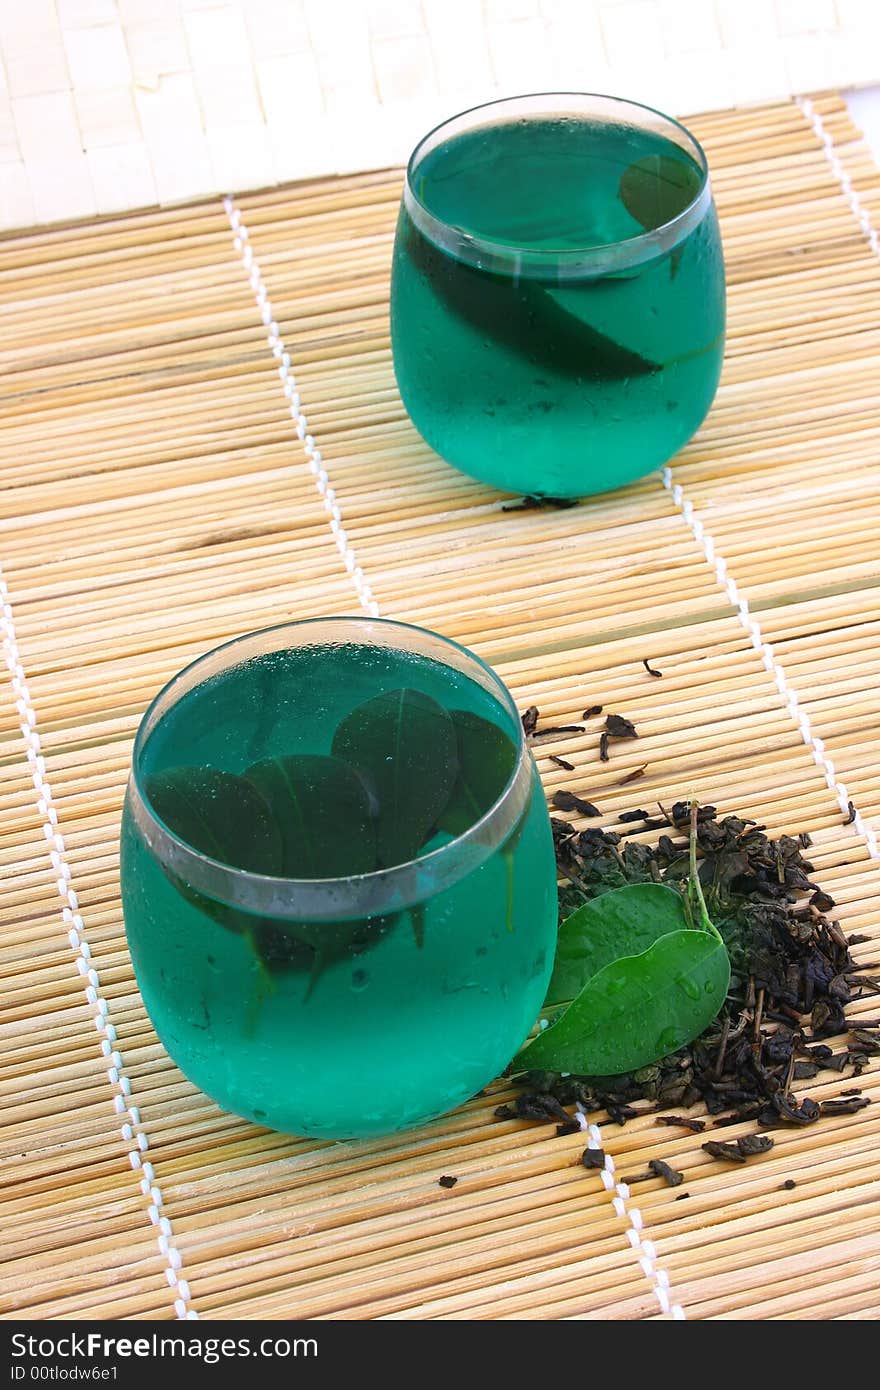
[405,220,661,382]
[332,687,458,868]
[437,708,518,836]
[516,882,730,1075]
[436,708,521,932]
[619,153,702,281]
[244,753,381,991]
[144,765,282,936]
[245,753,376,878]
[253,912,397,997]
[144,766,283,1022]
[619,153,701,231]
[146,765,282,874]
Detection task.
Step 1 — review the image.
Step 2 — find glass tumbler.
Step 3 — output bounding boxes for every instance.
[390,92,726,498]
[120,618,558,1139]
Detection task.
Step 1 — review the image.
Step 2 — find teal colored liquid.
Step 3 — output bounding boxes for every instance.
[121,643,557,1138]
[391,116,725,497]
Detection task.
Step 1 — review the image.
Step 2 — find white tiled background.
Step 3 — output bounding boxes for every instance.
[1,0,879,230]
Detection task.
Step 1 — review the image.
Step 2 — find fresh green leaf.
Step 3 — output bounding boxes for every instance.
[516,926,730,1076]
[437,708,518,837]
[245,753,376,878]
[545,882,690,1008]
[405,221,661,381]
[332,687,458,867]
[619,154,702,234]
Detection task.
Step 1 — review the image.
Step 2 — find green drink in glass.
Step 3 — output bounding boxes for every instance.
[391,93,725,497]
[121,618,557,1139]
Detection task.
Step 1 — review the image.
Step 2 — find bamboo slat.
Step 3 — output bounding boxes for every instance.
[1,94,878,1320]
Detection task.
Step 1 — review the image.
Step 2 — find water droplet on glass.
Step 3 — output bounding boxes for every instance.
[351,968,369,993]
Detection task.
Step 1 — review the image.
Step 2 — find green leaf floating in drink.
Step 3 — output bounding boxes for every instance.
[515,875,730,1076]
[619,153,701,232]
[332,687,459,868]
[438,708,521,929]
[145,765,282,934]
[144,765,285,1015]
[245,754,376,878]
[437,708,517,836]
[244,754,379,984]
[404,221,661,381]
[619,152,702,280]
[144,695,517,994]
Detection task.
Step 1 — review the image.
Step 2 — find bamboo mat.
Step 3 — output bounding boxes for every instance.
[2,93,879,1322]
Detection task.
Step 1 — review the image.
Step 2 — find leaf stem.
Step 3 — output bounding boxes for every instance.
[242,926,277,1036]
[689,800,722,942]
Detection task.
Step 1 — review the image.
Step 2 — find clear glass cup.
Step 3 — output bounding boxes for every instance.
[391,92,726,498]
[120,617,558,1139]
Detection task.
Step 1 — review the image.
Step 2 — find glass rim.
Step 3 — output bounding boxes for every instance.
[404,90,712,279]
[127,616,532,919]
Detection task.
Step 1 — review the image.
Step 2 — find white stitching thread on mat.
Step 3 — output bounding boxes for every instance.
[661,468,879,860]
[0,568,197,1320]
[576,1107,686,1319]
[662,96,880,863]
[222,195,380,618]
[625,95,880,1314]
[797,97,880,259]
[219,194,686,1319]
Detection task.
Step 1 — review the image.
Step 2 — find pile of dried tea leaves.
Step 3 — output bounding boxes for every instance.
[503,798,876,1133]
